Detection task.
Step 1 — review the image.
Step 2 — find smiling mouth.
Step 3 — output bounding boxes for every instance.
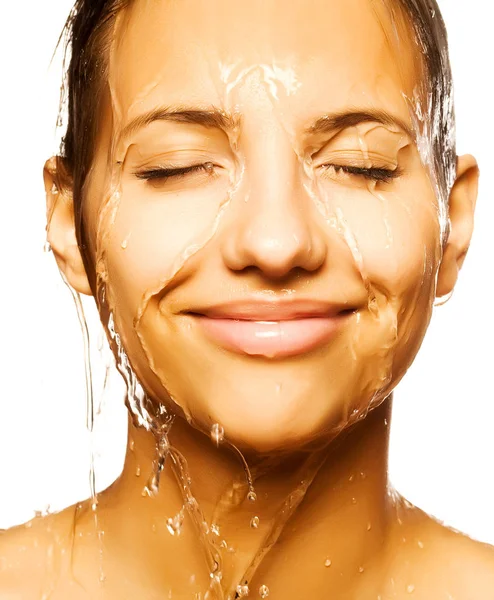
[188,310,355,359]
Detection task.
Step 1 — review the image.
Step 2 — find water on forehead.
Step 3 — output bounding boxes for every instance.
[111,0,415,123]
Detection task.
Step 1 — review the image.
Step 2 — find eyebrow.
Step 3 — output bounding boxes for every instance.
[120,106,240,140]
[120,106,413,140]
[306,109,414,139]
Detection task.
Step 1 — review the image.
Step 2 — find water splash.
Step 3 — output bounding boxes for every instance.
[63,278,105,584]
[166,507,185,537]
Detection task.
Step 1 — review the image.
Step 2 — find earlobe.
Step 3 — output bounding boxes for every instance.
[44,157,92,296]
[435,154,479,299]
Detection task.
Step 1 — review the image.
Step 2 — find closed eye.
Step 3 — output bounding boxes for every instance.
[134,162,216,182]
[321,164,402,183]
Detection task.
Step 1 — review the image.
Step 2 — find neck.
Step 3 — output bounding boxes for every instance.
[101,397,395,598]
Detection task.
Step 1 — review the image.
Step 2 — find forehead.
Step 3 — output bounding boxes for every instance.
[110,0,417,128]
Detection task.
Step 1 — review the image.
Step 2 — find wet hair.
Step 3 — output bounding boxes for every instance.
[58,0,455,279]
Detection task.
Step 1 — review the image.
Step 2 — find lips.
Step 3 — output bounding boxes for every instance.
[186,300,355,358]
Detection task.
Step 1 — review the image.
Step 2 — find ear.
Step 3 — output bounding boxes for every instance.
[436,154,479,299]
[44,157,92,296]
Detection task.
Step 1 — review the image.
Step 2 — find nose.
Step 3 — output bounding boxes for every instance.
[220,149,327,280]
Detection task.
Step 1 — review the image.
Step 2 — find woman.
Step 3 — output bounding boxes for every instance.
[1,0,493,598]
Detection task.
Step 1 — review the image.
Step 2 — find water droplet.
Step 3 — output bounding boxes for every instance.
[358,566,364,573]
[247,490,257,502]
[324,559,332,567]
[351,497,357,505]
[348,474,354,482]
[99,573,106,583]
[417,540,424,549]
[360,471,366,479]
[189,574,196,585]
[250,516,260,529]
[121,239,128,250]
[166,509,185,536]
[407,584,415,594]
[210,423,225,446]
[236,584,249,597]
[135,465,141,477]
[211,523,220,536]
[384,418,388,426]
[366,522,372,531]
[259,584,270,598]
[220,540,228,549]
[91,501,98,512]
[43,241,52,253]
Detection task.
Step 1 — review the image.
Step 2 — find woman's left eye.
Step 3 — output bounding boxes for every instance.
[320,164,402,183]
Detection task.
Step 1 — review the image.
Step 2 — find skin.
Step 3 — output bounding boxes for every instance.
[1,0,493,598]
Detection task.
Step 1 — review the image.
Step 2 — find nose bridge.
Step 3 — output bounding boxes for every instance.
[221,113,327,277]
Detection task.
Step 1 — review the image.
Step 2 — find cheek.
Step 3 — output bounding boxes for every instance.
[343,180,442,383]
[102,178,230,316]
[333,180,442,298]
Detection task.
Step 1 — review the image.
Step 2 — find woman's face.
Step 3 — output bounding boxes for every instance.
[83,0,443,452]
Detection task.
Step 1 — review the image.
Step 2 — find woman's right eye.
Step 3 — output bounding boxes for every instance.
[134,162,217,183]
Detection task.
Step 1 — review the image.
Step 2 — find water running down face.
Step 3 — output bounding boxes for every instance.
[52,0,476,454]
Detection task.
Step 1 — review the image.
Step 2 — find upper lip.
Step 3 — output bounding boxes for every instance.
[186,299,356,321]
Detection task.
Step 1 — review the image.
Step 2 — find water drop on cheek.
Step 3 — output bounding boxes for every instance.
[259,584,270,598]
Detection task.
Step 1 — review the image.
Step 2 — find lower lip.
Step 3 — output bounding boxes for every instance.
[192,314,349,358]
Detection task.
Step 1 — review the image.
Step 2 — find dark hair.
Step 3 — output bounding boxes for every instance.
[58,0,455,280]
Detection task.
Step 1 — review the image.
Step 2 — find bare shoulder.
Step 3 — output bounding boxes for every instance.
[0,505,83,599]
[429,519,494,598]
[391,499,494,599]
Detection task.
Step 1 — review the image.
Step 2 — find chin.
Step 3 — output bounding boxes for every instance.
[186,384,360,456]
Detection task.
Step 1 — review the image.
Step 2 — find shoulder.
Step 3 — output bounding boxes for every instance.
[0,505,86,599]
[391,500,494,599]
[430,522,494,598]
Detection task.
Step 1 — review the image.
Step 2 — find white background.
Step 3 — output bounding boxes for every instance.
[0,1,492,544]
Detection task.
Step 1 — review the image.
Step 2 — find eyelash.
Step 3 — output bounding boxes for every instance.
[135,162,215,181]
[134,162,402,183]
[320,164,402,183]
